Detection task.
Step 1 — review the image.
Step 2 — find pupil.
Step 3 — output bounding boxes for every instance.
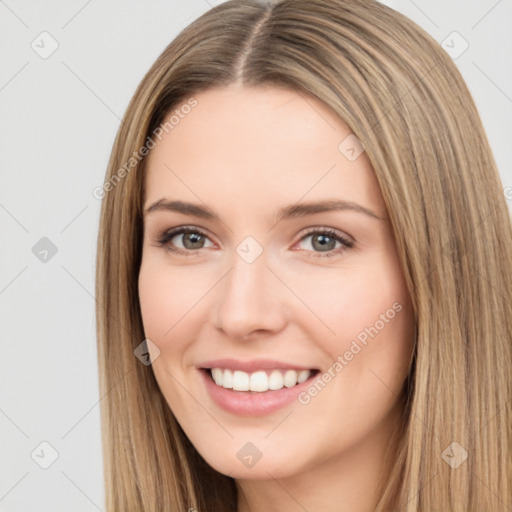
[185,233,203,248]
[314,234,334,252]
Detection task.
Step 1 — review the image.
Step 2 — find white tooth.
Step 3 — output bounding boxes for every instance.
[222,369,233,389]
[212,368,310,391]
[297,370,311,383]
[211,368,223,386]
[268,370,284,390]
[249,371,269,392]
[232,370,250,391]
[283,370,298,388]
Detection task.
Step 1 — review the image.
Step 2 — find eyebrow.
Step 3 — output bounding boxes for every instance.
[144,198,386,222]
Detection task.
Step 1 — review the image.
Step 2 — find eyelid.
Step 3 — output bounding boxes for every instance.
[296,226,354,245]
[155,225,215,252]
[292,227,354,258]
[154,225,355,258]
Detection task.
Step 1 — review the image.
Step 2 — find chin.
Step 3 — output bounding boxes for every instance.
[194,443,301,480]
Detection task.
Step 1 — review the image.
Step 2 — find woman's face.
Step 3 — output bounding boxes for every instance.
[138,85,415,480]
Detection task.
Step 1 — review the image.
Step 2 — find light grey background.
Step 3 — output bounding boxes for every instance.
[1,1,510,510]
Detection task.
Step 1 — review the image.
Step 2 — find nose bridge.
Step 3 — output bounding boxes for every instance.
[212,240,285,338]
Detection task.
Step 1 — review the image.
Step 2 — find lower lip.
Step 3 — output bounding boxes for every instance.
[199,369,318,416]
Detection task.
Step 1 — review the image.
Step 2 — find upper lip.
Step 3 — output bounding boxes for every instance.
[199,358,316,373]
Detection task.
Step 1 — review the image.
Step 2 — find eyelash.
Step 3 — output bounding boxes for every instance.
[155,226,355,259]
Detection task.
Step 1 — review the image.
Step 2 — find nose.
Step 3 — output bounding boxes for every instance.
[211,249,287,341]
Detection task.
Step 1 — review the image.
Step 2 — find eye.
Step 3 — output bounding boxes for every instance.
[154,226,354,258]
[155,226,214,256]
[294,228,354,258]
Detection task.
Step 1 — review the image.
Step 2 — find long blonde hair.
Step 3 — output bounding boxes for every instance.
[95,0,512,509]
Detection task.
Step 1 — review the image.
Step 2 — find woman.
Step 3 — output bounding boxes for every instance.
[95,0,512,510]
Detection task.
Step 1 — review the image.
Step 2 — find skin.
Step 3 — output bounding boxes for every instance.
[138,85,415,512]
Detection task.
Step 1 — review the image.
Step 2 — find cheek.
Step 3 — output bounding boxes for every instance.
[138,264,170,338]
[138,260,203,340]
[294,264,408,346]
[304,256,414,386]
[138,261,200,407]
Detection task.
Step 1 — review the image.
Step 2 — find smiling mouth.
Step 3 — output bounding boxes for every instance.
[203,367,320,393]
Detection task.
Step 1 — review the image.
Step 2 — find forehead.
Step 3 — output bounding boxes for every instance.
[143,85,385,218]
